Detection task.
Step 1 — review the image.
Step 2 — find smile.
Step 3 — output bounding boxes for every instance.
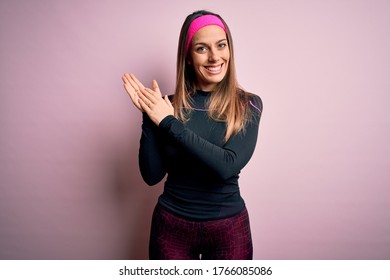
[204,64,223,74]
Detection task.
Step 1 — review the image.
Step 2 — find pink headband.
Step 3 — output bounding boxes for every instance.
[185,14,226,55]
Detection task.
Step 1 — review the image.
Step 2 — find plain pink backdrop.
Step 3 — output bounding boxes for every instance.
[1,0,389,259]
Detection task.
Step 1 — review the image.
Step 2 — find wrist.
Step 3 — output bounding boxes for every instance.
[158,114,175,127]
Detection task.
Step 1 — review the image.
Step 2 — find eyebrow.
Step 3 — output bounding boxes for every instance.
[193,38,228,46]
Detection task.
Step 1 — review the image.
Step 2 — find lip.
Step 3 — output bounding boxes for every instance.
[204,63,223,75]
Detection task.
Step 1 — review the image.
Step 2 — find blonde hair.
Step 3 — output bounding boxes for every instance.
[173,10,252,142]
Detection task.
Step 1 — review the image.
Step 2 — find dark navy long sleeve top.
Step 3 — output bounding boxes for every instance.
[139,90,262,220]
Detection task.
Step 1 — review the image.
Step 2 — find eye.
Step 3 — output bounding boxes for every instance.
[218,43,227,49]
[196,46,207,52]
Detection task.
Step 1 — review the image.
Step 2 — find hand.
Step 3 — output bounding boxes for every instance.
[138,79,174,126]
[122,73,145,112]
[122,73,174,125]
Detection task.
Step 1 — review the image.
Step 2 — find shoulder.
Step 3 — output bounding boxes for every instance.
[248,93,263,114]
[239,91,263,115]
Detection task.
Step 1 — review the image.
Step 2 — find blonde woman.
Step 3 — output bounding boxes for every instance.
[122,10,262,260]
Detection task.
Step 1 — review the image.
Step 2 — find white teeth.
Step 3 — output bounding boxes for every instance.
[206,65,222,72]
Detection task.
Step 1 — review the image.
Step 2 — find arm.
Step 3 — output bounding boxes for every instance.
[122,73,173,186]
[138,113,167,186]
[159,96,263,180]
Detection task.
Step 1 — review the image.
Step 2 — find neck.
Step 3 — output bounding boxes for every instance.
[196,83,217,92]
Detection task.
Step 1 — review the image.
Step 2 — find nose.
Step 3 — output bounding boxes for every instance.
[208,47,220,62]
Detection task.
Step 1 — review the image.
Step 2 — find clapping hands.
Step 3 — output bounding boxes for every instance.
[122,73,174,125]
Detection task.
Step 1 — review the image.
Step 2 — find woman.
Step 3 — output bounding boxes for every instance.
[122,10,262,260]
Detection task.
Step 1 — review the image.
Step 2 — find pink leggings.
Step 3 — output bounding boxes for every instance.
[149,204,253,260]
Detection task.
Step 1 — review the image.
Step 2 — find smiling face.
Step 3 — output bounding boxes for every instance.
[188,25,230,91]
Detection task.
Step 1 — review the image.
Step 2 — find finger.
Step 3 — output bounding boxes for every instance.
[123,73,135,87]
[124,84,136,100]
[127,76,142,92]
[124,84,141,106]
[123,81,138,98]
[138,96,151,112]
[137,88,154,106]
[144,87,160,101]
[122,73,142,94]
[123,74,141,97]
[130,74,146,91]
[164,95,173,107]
[123,85,144,112]
[123,84,134,99]
[152,80,161,94]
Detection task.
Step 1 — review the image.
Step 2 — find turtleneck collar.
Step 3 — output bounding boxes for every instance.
[195,89,212,96]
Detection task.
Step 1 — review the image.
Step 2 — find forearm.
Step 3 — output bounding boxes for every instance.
[139,113,166,185]
[159,115,260,180]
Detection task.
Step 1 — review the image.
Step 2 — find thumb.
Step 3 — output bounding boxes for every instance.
[152,80,160,94]
[164,95,173,108]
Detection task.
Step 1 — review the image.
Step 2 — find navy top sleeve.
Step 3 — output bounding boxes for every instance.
[138,112,167,185]
[158,108,261,180]
[139,94,262,183]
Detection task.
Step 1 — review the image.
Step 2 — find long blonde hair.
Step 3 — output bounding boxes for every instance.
[173,10,252,142]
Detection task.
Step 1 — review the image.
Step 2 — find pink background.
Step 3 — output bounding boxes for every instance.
[1,0,389,259]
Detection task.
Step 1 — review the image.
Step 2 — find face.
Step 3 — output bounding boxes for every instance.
[188,25,230,91]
